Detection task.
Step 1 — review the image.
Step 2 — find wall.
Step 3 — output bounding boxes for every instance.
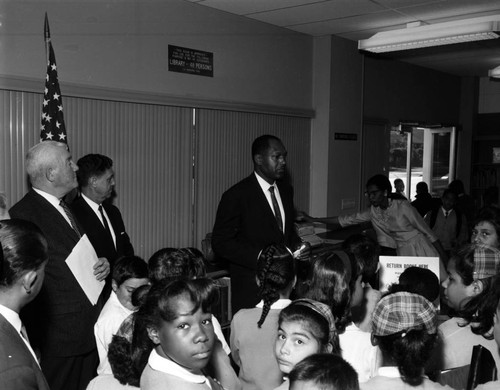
[363,56,461,125]
[479,77,500,113]
[327,36,364,216]
[309,36,332,219]
[0,0,313,111]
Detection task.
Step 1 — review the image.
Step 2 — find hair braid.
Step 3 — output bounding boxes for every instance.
[256,244,295,327]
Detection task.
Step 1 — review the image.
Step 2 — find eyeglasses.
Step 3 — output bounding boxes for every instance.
[365,189,383,197]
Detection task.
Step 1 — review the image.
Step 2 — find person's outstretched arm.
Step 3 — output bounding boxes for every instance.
[297,211,341,226]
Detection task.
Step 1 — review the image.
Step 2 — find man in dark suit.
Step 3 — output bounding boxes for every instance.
[212,135,300,314]
[10,141,110,390]
[0,219,50,390]
[70,154,134,278]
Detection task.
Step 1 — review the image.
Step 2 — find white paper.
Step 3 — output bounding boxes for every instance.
[378,256,440,293]
[65,234,105,305]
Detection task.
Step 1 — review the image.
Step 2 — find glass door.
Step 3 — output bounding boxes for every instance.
[389,126,456,200]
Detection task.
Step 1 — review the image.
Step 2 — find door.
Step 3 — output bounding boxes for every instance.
[389,126,457,200]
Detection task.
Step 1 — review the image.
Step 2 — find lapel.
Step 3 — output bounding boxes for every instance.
[28,190,81,244]
[249,174,284,234]
[0,313,38,365]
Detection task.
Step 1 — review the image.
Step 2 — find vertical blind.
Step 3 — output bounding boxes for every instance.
[1,88,310,258]
[194,109,311,247]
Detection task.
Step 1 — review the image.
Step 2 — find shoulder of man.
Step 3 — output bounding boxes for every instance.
[9,190,43,217]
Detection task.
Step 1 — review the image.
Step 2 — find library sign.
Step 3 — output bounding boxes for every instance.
[168,45,213,77]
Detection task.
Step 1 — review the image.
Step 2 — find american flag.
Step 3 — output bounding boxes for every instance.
[40,14,67,143]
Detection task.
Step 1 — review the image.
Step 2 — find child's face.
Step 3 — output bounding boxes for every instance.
[441,258,476,311]
[471,221,500,248]
[275,320,322,375]
[113,277,150,311]
[151,295,214,373]
[494,305,500,348]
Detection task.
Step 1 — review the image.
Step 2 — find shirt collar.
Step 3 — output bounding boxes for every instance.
[254,172,276,193]
[256,299,291,309]
[32,187,61,209]
[0,304,22,333]
[148,348,207,384]
[377,366,401,378]
[109,291,134,316]
[82,193,101,213]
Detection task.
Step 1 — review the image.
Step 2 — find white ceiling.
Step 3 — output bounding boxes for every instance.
[185,0,500,77]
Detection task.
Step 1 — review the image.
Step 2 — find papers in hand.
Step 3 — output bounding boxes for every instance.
[65,234,105,305]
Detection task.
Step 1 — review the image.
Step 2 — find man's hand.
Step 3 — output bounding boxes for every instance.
[93,257,110,281]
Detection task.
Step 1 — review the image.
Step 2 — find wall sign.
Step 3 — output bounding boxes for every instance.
[334,132,357,141]
[168,45,213,77]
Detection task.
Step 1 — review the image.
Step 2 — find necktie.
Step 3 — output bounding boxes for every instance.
[20,323,29,342]
[59,200,81,238]
[269,186,283,233]
[98,205,112,234]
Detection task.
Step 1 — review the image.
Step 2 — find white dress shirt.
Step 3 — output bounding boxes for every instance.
[254,172,285,232]
[81,193,117,247]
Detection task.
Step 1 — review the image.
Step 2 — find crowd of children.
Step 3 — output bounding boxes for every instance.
[81,204,500,390]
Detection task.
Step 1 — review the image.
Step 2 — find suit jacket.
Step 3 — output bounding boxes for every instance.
[9,189,102,357]
[212,174,299,312]
[70,196,134,266]
[0,313,50,390]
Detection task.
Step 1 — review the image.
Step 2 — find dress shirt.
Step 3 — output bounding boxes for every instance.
[0,304,39,365]
[81,193,117,247]
[32,187,75,229]
[254,172,285,231]
[95,291,133,374]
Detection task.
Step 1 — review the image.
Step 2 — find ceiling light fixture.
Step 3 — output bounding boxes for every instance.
[489,65,500,78]
[358,15,500,53]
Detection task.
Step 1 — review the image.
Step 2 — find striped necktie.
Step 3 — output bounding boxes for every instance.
[59,199,81,238]
[269,186,284,233]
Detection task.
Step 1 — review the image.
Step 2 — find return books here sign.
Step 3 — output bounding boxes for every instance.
[378,256,440,293]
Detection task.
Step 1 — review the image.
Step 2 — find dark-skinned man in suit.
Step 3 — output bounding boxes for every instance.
[212,134,300,314]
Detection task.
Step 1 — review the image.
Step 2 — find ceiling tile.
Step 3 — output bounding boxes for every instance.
[287,10,414,37]
[192,0,324,16]
[247,0,383,27]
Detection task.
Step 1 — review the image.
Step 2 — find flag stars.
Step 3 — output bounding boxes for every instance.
[53,92,60,101]
[45,132,53,140]
[51,63,57,71]
[56,121,61,129]
[58,105,63,112]
[43,99,49,107]
[58,133,66,141]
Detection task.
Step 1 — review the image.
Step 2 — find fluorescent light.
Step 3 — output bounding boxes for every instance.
[489,65,500,78]
[359,15,500,53]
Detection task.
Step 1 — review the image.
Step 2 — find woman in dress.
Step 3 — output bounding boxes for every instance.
[301,174,447,279]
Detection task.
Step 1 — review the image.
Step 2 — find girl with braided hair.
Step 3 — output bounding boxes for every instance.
[230,243,296,390]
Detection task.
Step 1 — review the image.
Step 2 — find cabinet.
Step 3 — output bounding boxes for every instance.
[471,114,500,208]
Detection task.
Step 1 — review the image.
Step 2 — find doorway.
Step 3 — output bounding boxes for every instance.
[389,126,457,201]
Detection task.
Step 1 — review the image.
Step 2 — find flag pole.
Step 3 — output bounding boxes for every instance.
[44,12,50,63]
